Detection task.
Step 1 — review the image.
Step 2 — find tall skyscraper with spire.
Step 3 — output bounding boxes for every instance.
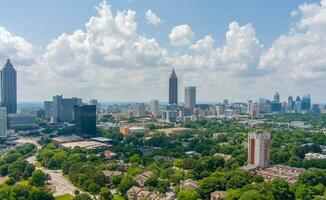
[1,59,17,114]
[169,68,178,105]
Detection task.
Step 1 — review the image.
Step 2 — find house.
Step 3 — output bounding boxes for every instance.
[211,191,226,200]
[180,179,198,190]
[134,171,153,187]
[127,186,169,200]
[102,170,123,180]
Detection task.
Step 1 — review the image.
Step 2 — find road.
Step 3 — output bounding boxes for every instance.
[18,137,78,197]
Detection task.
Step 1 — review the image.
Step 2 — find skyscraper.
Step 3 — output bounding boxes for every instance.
[1,59,17,114]
[74,105,96,137]
[52,95,83,123]
[184,86,196,116]
[132,103,146,117]
[274,91,280,102]
[287,96,293,112]
[248,131,271,169]
[0,107,7,138]
[150,100,160,117]
[169,68,178,105]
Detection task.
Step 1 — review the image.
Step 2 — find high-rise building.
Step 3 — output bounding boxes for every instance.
[248,131,271,169]
[287,96,293,112]
[52,95,83,123]
[0,107,7,138]
[1,59,17,114]
[74,105,96,137]
[133,103,146,117]
[295,96,302,113]
[150,100,160,117]
[169,68,178,105]
[248,100,258,119]
[44,101,53,118]
[90,99,100,113]
[301,94,311,111]
[223,99,229,106]
[184,86,196,116]
[274,91,280,102]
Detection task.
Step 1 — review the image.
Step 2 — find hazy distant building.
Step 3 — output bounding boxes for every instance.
[287,96,293,112]
[52,95,82,123]
[133,103,146,117]
[223,99,229,106]
[295,96,302,113]
[248,101,258,119]
[163,110,177,123]
[248,131,271,169]
[169,68,178,105]
[258,98,271,114]
[215,104,225,116]
[0,107,7,138]
[1,59,17,114]
[44,101,53,118]
[184,86,196,116]
[301,95,311,111]
[7,114,37,130]
[274,91,280,102]
[74,105,96,137]
[90,99,100,113]
[150,100,160,117]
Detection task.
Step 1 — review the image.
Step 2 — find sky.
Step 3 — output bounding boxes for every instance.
[0,0,325,103]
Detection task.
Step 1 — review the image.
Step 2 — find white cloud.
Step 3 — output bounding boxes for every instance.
[0,27,34,65]
[189,35,215,51]
[169,24,194,46]
[145,9,161,26]
[259,0,326,80]
[4,0,326,102]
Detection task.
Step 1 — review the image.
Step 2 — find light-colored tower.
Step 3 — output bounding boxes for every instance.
[0,107,7,138]
[287,96,293,111]
[150,100,160,117]
[248,131,271,168]
[1,59,17,114]
[132,103,146,117]
[248,100,258,119]
[274,91,280,102]
[184,86,196,115]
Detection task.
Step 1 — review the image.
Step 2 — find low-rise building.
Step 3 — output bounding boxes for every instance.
[120,126,149,137]
[134,171,153,187]
[305,153,326,160]
[7,114,37,130]
[211,191,226,200]
[102,170,123,180]
[127,186,169,200]
[180,179,198,190]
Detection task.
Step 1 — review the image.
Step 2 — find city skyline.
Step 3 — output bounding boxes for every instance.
[0,0,326,102]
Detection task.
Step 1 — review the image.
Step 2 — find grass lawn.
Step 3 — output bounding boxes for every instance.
[55,194,74,200]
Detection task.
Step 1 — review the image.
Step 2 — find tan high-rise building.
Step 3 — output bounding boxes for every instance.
[248,131,271,168]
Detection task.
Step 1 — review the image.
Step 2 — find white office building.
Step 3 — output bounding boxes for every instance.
[248,131,271,168]
[150,100,160,117]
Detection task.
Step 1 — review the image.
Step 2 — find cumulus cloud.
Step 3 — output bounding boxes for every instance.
[145,9,161,26]
[189,35,215,51]
[0,27,34,65]
[169,24,194,46]
[4,0,326,102]
[259,0,326,80]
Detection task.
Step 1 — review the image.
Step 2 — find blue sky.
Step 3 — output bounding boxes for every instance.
[0,0,325,103]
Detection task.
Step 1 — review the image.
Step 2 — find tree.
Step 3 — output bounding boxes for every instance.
[199,176,223,198]
[177,189,199,200]
[73,193,93,200]
[118,175,135,193]
[29,187,55,200]
[99,187,112,200]
[30,170,47,187]
[239,190,270,200]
